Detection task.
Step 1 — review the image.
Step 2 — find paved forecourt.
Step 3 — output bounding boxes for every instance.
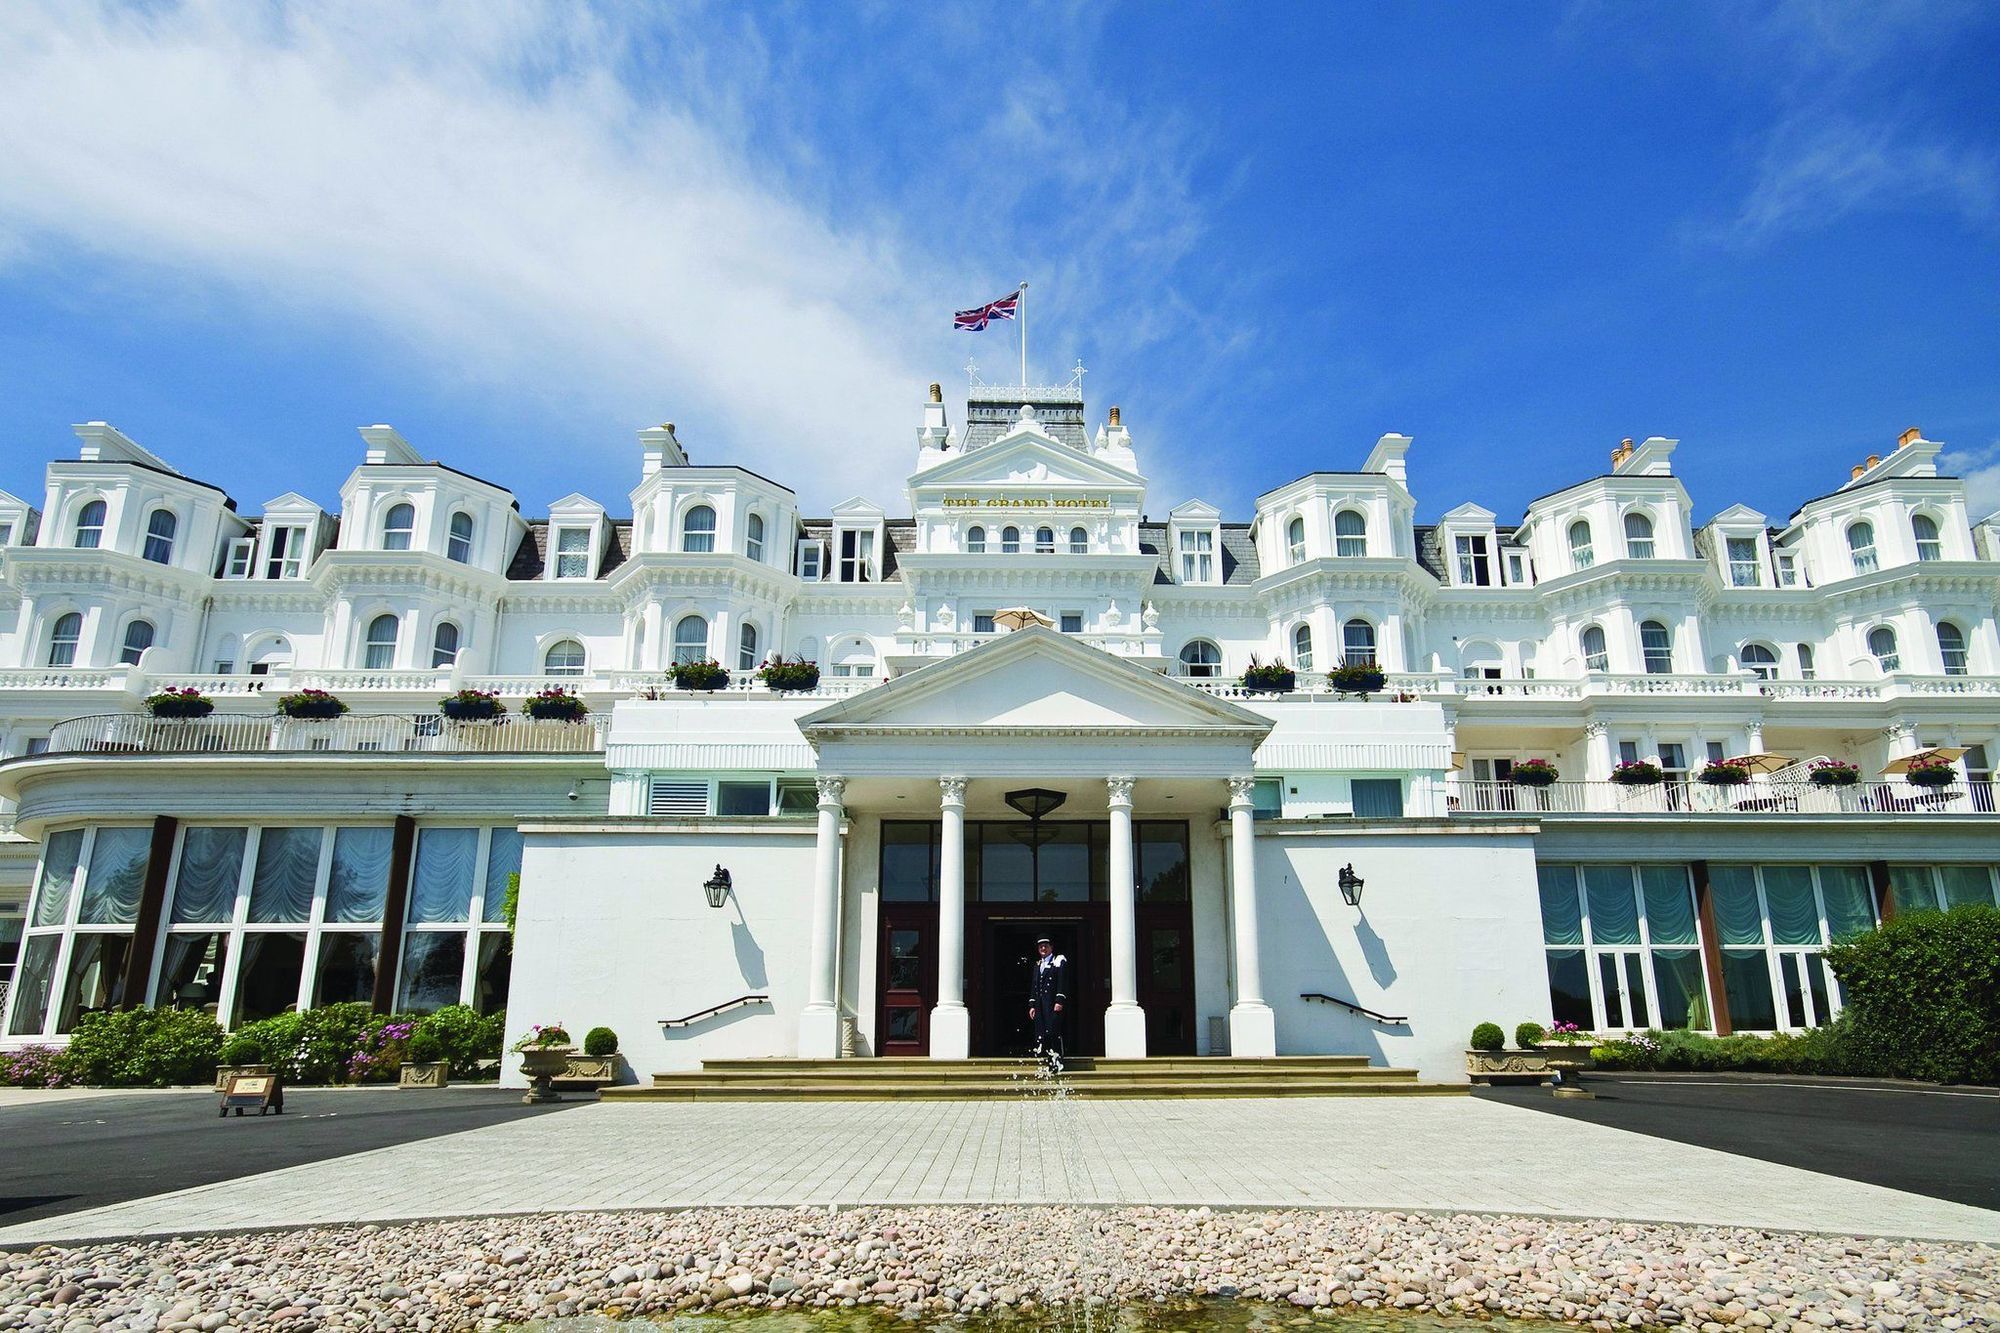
[5,1095,1998,1246]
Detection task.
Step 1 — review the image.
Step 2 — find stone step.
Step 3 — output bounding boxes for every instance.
[690,1055,1376,1074]
[608,1076,1462,1101]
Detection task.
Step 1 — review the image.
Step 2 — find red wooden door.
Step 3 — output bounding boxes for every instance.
[877,904,936,1056]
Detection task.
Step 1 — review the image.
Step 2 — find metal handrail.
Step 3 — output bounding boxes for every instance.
[1300,991,1408,1025]
[659,994,770,1029]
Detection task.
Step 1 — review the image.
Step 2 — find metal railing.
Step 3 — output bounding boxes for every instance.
[40,712,609,757]
[1453,778,1993,816]
[660,994,770,1029]
[1300,992,1408,1024]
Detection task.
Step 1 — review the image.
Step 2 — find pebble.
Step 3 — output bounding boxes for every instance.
[0,1206,1992,1330]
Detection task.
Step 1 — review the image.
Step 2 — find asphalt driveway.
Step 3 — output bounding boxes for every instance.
[1477,1071,2000,1211]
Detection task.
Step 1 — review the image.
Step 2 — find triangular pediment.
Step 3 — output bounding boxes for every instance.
[1706,503,1766,527]
[1440,502,1495,525]
[798,627,1270,738]
[913,432,1142,491]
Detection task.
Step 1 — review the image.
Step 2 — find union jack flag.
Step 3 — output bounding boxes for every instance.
[954,291,1021,330]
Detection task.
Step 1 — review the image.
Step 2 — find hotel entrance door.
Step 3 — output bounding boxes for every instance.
[975,915,1098,1056]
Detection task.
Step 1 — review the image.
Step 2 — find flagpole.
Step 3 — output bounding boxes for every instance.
[1018,280,1028,387]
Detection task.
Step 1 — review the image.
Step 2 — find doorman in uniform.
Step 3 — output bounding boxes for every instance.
[1028,935,1067,1059]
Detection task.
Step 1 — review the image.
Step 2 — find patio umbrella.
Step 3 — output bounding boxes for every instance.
[1722,752,1795,775]
[993,606,1056,632]
[1448,751,1465,772]
[1881,746,1967,774]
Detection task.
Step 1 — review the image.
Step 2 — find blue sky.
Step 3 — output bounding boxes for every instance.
[1,1,1996,527]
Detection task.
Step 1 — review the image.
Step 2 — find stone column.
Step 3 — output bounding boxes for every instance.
[1103,775,1146,1058]
[930,776,970,1059]
[1226,776,1276,1057]
[797,775,846,1058]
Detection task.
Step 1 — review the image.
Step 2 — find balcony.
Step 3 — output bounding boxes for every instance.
[1452,778,1995,818]
[35,712,609,757]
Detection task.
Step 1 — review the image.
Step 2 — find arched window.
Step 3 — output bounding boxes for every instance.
[1568,519,1594,569]
[1741,643,1779,681]
[119,619,154,666]
[543,638,585,676]
[1623,512,1655,559]
[143,509,178,564]
[1580,625,1608,672]
[47,612,83,666]
[1847,521,1877,574]
[1069,526,1088,555]
[737,622,760,672]
[682,505,716,553]
[1936,621,1968,676]
[966,525,986,554]
[447,512,474,563]
[72,500,106,549]
[1796,642,1817,680]
[1286,516,1306,563]
[431,621,461,668]
[1640,620,1673,674]
[1292,623,1314,672]
[1867,625,1900,672]
[1912,514,1941,562]
[1177,639,1222,678]
[1034,525,1055,554]
[1001,526,1021,555]
[382,503,415,551]
[745,513,766,562]
[671,615,709,665]
[1341,618,1377,666]
[1334,509,1368,558]
[829,637,876,678]
[363,613,399,669]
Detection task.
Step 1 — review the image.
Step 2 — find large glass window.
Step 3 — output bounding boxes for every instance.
[409,828,478,923]
[311,932,379,1007]
[1538,864,1708,1032]
[79,827,150,925]
[32,829,84,928]
[57,934,131,1029]
[326,827,392,923]
[233,932,306,1023]
[7,937,60,1035]
[249,827,322,923]
[880,822,940,903]
[1707,864,1873,1031]
[158,933,229,1011]
[396,932,465,1012]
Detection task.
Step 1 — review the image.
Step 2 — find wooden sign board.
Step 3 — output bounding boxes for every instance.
[220,1073,284,1117]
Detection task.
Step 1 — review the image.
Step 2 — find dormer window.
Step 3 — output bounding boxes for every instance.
[682,505,716,553]
[1454,534,1491,586]
[265,525,306,579]
[1623,512,1655,559]
[447,512,474,564]
[1334,509,1367,557]
[1912,514,1942,562]
[838,529,875,581]
[1568,520,1594,569]
[382,503,415,551]
[966,525,986,554]
[1178,529,1215,583]
[1726,537,1761,587]
[142,509,177,565]
[745,514,766,563]
[73,500,106,549]
[223,538,254,579]
[1776,552,1801,587]
[1286,516,1306,563]
[1847,521,1877,574]
[552,527,592,579]
[797,539,825,580]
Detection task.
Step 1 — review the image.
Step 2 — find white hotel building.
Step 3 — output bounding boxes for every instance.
[2,382,1998,1083]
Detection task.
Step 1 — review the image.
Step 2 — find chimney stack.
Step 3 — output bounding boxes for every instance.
[1898,427,1921,449]
[1866,454,1881,469]
[1611,437,1635,468]
[1108,405,1121,427]
[928,383,942,404]
[1850,464,1866,481]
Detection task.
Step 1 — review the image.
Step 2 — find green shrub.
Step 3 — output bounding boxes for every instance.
[63,1008,224,1087]
[0,1046,77,1088]
[407,1031,446,1064]
[1469,1022,1504,1052]
[583,1026,619,1057]
[1514,1021,1545,1049]
[1827,903,2000,1085]
[414,1004,504,1079]
[218,1033,265,1066]
[228,1011,306,1077]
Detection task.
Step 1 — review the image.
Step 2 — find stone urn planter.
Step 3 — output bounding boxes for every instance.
[556,1052,619,1089]
[1539,1042,1595,1098]
[518,1046,574,1104]
[1464,1048,1553,1085]
[213,1062,272,1092]
[399,1060,450,1090]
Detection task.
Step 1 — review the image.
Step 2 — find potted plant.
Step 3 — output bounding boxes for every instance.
[512,1023,574,1104]
[1240,657,1296,694]
[1609,760,1662,786]
[213,1033,270,1092]
[144,687,215,719]
[1510,759,1559,788]
[1539,1021,1596,1098]
[441,689,506,721]
[1326,660,1387,697]
[276,689,348,720]
[756,656,821,693]
[1697,760,1751,787]
[669,658,729,692]
[561,1025,621,1088]
[400,1030,450,1089]
[1808,759,1859,787]
[1465,1020,1555,1084]
[522,687,589,722]
[1906,756,1958,788]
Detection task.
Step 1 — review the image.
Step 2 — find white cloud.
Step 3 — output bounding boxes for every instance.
[1728,115,1998,241]
[0,2,974,509]
[1941,441,2000,521]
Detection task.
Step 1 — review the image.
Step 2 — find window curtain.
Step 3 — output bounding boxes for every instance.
[1537,865,1583,946]
[409,828,478,924]
[326,828,393,923]
[58,934,132,1031]
[1639,865,1698,945]
[249,828,323,923]
[232,931,306,1023]
[7,937,59,1035]
[1887,865,1939,914]
[1583,865,1641,945]
[80,827,150,925]
[1720,948,1777,1030]
[159,933,229,1009]
[1761,866,1823,945]
[33,829,84,928]
[1817,866,1877,941]
[170,828,246,924]
[1707,866,1765,946]
[483,828,522,924]
[1650,949,1708,1030]
[1938,865,1998,908]
[396,931,466,1012]
[312,932,379,1006]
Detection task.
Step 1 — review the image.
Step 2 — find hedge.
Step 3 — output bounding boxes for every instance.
[1826,902,2000,1085]
[63,1007,224,1087]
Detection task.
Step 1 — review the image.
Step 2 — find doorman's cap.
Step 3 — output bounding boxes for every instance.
[1036,936,1052,945]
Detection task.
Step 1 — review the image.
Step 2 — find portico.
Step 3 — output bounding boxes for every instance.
[793,627,1275,1060]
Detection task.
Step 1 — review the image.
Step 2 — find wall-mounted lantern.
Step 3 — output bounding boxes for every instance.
[703,864,733,910]
[1337,863,1365,908]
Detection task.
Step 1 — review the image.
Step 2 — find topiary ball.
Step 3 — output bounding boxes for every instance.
[1515,1021,1547,1049]
[407,1032,445,1064]
[1470,1022,1505,1052]
[583,1026,619,1058]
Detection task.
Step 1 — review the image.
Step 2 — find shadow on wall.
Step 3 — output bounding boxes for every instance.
[731,911,769,990]
[1355,911,1397,988]
[1267,863,1400,1065]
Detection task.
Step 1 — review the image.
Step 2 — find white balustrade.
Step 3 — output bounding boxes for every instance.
[0,666,134,691]
[39,712,606,757]
[1453,778,1979,817]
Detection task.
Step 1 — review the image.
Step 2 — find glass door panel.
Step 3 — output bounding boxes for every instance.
[876,906,936,1057]
[1594,950,1653,1030]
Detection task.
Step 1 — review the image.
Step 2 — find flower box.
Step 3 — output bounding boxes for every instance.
[670,659,729,692]
[1465,1048,1553,1085]
[1326,663,1386,696]
[399,1060,450,1090]
[1808,762,1859,787]
[1510,760,1559,788]
[1697,762,1751,786]
[555,1053,620,1088]
[276,689,348,720]
[145,688,215,719]
[522,688,588,722]
[441,690,506,721]
[1610,761,1662,786]
[756,657,821,692]
[1906,762,1957,789]
[1240,662,1296,694]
